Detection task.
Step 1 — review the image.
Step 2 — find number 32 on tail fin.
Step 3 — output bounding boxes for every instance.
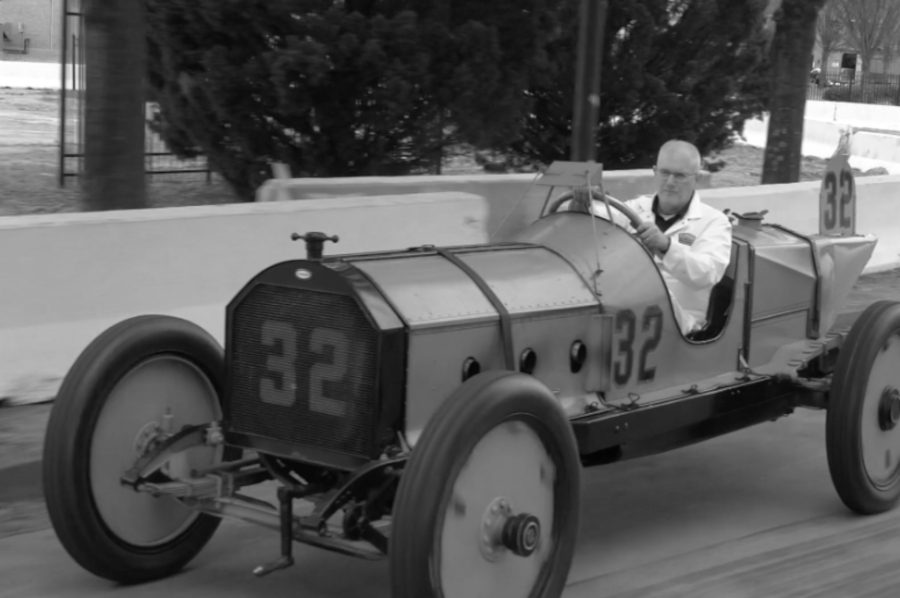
[819,148,856,237]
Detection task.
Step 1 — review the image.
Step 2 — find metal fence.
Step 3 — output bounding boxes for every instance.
[807,68,900,106]
[58,0,210,186]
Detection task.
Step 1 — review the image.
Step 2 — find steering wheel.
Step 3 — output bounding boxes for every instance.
[546,189,644,230]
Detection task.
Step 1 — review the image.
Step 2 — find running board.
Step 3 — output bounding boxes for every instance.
[572,376,801,461]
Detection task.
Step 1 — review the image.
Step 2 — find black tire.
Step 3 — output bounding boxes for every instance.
[390,370,581,598]
[43,315,230,583]
[826,300,900,514]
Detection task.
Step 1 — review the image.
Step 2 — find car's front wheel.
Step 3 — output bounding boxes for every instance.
[390,370,581,598]
[43,315,230,583]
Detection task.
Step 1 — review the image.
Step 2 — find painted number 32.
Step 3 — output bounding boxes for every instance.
[822,169,854,232]
[259,320,348,416]
[613,306,663,385]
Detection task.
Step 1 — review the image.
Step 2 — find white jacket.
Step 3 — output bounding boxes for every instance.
[599,192,733,335]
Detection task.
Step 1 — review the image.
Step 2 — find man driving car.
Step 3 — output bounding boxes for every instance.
[573,139,733,336]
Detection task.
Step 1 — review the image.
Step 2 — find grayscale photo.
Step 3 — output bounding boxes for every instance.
[2,1,900,596]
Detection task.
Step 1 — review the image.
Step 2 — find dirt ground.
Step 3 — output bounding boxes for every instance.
[0,88,847,216]
[0,88,239,215]
[0,403,49,538]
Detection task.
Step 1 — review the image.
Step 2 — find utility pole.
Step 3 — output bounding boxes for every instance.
[570,0,608,161]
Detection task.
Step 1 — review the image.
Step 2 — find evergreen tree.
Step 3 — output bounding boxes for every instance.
[145,0,554,199]
[834,0,900,82]
[513,0,771,170]
[146,1,770,199]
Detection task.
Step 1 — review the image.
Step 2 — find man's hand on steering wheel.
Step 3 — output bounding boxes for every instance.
[547,189,669,256]
[635,222,670,256]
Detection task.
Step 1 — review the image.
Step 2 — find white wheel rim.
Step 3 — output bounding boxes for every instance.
[89,355,222,546]
[861,333,900,488]
[438,418,556,598]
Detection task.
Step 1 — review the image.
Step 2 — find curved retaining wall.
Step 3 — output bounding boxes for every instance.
[0,191,489,403]
[256,169,674,242]
[742,100,900,173]
[703,175,899,272]
[1,175,899,404]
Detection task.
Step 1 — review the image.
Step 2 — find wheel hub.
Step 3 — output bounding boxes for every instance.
[133,421,162,455]
[878,387,900,431]
[478,497,541,560]
[502,513,541,557]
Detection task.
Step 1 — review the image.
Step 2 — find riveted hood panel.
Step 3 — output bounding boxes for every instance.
[349,245,599,329]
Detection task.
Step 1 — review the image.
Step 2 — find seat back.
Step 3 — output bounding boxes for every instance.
[689,243,738,341]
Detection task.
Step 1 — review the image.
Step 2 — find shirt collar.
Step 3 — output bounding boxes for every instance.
[652,192,695,231]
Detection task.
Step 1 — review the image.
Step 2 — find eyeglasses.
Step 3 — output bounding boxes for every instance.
[655,167,696,182]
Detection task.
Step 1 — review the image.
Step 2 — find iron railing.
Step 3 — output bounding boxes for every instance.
[807,68,900,106]
[58,0,211,186]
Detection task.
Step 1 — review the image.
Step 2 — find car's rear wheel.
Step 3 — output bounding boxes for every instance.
[827,300,900,514]
[390,371,581,598]
[43,315,229,583]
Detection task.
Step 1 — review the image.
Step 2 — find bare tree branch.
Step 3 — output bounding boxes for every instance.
[815,0,845,74]
[834,0,900,77]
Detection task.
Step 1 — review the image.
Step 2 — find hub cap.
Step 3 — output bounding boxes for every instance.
[878,387,900,431]
[502,513,542,557]
[861,335,900,488]
[89,356,221,546]
[438,419,556,598]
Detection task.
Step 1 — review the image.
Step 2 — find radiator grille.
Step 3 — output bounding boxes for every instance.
[227,284,380,459]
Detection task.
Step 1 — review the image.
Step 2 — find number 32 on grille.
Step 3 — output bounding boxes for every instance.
[259,319,349,416]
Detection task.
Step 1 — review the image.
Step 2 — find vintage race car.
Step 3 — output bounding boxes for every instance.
[43,161,898,598]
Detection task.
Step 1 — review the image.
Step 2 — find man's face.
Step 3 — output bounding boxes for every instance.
[654,149,698,215]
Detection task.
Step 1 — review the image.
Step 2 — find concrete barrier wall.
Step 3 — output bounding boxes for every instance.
[703,175,899,272]
[853,131,900,164]
[744,116,863,158]
[741,100,900,174]
[742,116,900,174]
[804,119,845,149]
[0,59,60,89]
[256,169,672,242]
[802,101,900,165]
[2,175,899,404]
[0,191,490,401]
[805,100,900,131]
